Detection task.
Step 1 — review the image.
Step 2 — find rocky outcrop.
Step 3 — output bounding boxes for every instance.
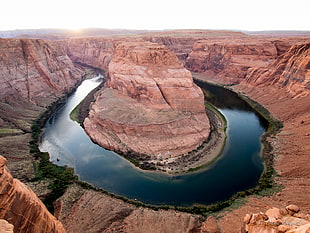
[244,43,310,98]
[243,204,310,233]
[0,219,14,233]
[84,41,210,167]
[0,156,66,233]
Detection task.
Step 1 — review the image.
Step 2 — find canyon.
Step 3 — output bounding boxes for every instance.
[0,29,309,232]
[0,38,84,181]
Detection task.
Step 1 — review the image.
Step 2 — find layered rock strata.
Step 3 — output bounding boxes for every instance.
[0,38,83,105]
[195,41,310,233]
[84,41,210,169]
[0,38,84,181]
[185,38,278,83]
[244,42,310,98]
[63,38,114,71]
[0,156,66,233]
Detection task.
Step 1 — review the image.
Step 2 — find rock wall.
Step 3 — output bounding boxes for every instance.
[0,38,84,181]
[84,41,210,161]
[0,38,83,105]
[244,42,310,98]
[0,156,66,233]
[63,38,114,70]
[185,38,278,83]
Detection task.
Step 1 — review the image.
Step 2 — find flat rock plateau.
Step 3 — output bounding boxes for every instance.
[0,29,309,233]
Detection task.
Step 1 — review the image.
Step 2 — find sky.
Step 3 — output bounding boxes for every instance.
[1,0,309,31]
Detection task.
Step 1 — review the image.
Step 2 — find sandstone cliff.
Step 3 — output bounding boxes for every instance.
[185,38,278,83]
[244,42,310,98]
[184,37,310,85]
[0,38,84,181]
[0,155,66,233]
[63,38,114,70]
[84,41,210,170]
[0,38,83,105]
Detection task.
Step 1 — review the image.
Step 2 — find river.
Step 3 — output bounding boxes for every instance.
[39,76,266,206]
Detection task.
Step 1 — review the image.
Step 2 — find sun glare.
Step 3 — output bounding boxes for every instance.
[69,27,82,33]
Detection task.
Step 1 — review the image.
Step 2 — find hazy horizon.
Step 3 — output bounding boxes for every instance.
[1,0,309,32]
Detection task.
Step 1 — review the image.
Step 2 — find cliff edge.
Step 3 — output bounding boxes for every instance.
[0,155,66,233]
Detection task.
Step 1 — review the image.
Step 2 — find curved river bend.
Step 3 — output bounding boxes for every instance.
[40,76,266,206]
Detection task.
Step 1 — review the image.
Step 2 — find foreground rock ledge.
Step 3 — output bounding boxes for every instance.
[243,204,310,233]
[0,155,65,233]
[84,41,210,171]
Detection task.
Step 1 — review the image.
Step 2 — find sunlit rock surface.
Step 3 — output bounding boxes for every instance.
[84,41,210,158]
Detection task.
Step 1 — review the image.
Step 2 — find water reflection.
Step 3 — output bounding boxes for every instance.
[40,76,265,206]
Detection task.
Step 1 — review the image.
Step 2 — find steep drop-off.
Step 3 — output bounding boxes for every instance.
[185,38,278,83]
[244,42,310,98]
[84,41,210,171]
[0,38,82,104]
[0,156,66,233]
[63,38,114,71]
[209,42,310,233]
[0,38,84,181]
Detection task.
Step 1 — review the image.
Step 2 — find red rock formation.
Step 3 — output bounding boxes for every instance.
[84,41,210,161]
[63,38,114,70]
[0,38,84,181]
[243,204,310,233]
[244,43,310,98]
[185,38,278,83]
[0,219,14,233]
[55,185,204,233]
[0,38,83,105]
[0,156,66,233]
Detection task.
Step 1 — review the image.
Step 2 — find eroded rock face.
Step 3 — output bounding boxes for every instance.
[84,41,210,160]
[0,38,84,181]
[185,38,277,83]
[244,43,310,98]
[63,38,114,70]
[0,38,83,104]
[0,156,66,233]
